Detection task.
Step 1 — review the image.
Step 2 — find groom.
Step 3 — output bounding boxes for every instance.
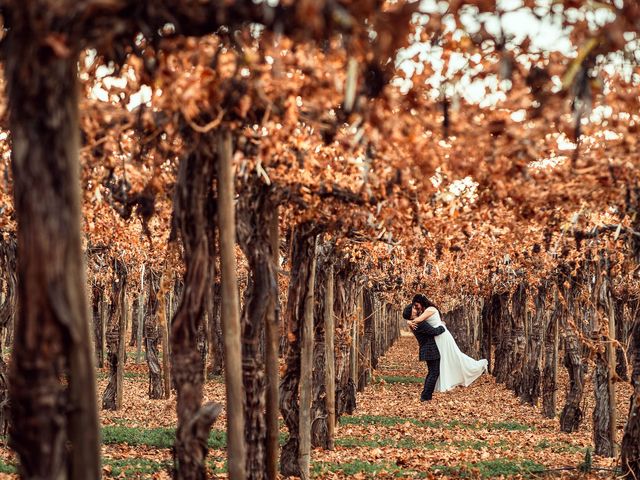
[403,294,445,402]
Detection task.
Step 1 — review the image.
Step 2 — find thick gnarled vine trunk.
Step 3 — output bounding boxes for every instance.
[334,268,357,418]
[492,292,512,383]
[6,6,100,477]
[560,270,588,433]
[171,140,222,480]
[311,249,332,449]
[509,284,527,394]
[103,260,127,410]
[560,327,586,432]
[592,255,615,457]
[206,281,224,377]
[237,180,278,479]
[0,239,16,360]
[144,270,164,399]
[279,224,317,477]
[521,285,545,405]
[542,286,560,418]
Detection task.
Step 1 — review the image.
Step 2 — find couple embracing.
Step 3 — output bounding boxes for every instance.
[403,294,488,402]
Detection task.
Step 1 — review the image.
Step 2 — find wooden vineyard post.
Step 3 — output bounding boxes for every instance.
[158,272,171,399]
[356,288,364,391]
[299,239,317,480]
[360,289,373,391]
[116,291,127,408]
[350,290,358,387]
[265,205,280,480]
[166,281,173,391]
[325,265,336,449]
[136,265,145,364]
[218,130,247,480]
[203,309,210,380]
[100,297,107,369]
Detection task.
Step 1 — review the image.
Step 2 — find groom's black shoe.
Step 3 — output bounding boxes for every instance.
[420,395,432,402]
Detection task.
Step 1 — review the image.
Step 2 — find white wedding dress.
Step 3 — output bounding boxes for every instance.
[426,309,488,392]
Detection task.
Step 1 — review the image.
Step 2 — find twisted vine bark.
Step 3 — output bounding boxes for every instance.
[509,284,527,394]
[334,268,357,418]
[359,289,373,392]
[493,292,512,384]
[621,316,640,478]
[237,179,278,479]
[542,285,560,418]
[311,252,330,449]
[560,267,588,433]
[102,260,127,410]
[6,6,100,475]
[206,280,224,377]
[144,270,164,399]
[615,297,629,381]
[279,224,317,477]
[481,294,499,373]
[592,254,615,457]
[92,285,105,368]
[521,285,545,405]
[0,239,16,360]
[171,138,222,480]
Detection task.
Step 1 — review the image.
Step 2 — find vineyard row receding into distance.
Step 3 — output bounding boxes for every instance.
[0,0,639,479]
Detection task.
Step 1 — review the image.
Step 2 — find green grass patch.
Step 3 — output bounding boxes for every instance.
[0,458,16,474]
[432,459,544,478]
[374,375,424,384]
[334,436,511,452]
[104,458,170,478]
[535,439,585,454]
[339,415,531,432]
[452,439,489,450]
[97,371,146,381]
[207,456,228,474]
[339,415,444,429]
[107,417,130,427]
[101,426,227,449]
[488,421,531,431]
[335,436,437,450]
[313,459,427,478]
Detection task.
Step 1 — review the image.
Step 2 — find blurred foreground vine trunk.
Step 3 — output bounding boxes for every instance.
[5,4,101,476]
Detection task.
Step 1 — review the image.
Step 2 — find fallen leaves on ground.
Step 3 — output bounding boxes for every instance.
[0,333,632,478]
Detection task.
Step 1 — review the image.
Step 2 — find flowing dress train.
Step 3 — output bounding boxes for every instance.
[427,310,488,392]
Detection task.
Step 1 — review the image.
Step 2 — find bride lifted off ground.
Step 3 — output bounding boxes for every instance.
[403,294,488,402]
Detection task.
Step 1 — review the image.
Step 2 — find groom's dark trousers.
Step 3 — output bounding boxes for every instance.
[410,321,445,401]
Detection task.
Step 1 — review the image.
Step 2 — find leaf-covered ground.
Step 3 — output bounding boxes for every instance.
[0,332,633,478]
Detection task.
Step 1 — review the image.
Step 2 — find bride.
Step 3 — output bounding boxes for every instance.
[408,295,488,393]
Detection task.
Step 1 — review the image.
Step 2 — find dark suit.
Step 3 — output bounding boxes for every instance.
[410,321,445,401]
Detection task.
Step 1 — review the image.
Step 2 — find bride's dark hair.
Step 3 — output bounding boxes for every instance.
[412,293,439,311]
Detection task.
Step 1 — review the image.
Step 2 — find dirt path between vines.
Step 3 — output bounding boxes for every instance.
[0,331,632,478]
